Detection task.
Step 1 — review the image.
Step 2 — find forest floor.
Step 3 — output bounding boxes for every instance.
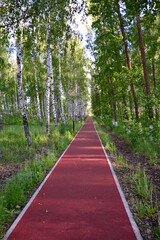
[98,124,160,240]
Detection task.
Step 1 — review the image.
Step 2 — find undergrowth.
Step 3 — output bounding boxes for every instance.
[94,116,160,165]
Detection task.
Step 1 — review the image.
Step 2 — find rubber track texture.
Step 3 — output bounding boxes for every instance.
[5,117,140,240]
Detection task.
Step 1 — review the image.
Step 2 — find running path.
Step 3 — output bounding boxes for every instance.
[4,117,142,240]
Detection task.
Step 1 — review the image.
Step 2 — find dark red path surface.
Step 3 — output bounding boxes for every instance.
[6,117,139,240]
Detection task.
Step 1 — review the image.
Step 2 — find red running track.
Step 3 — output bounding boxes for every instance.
[4,117,141,240]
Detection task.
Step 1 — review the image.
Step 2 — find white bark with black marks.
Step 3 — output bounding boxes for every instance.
[0,113,2,130]
[16,30,32,146]
[58,39,66,124]
[74,66,78,120]
[46,16,51,137]
[14,63,18,112]
[34,59,43,126]
[49,47,58,128]
[66,54,72,118]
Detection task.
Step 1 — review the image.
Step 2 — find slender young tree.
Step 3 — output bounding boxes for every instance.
[116,1,140,120]
[58,38,66,124]
[16,26,32,146]
[33,56,43,126]
[46,13,51,137]
[136,14,153,119]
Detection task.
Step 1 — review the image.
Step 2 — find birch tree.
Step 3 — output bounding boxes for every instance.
[46,13,51,137]
[16,27,32,146]
[33,56,43,126]
[58,39,66,124]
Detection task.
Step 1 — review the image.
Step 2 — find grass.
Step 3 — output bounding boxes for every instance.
[0,117,85,238]
[135,201,158,219]
[131,168,156,201]
[95,116,160,163]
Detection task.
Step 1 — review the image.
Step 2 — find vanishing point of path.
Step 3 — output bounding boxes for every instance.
[4,117,142,240]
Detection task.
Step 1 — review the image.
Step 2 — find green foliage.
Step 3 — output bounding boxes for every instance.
[117,154,125,163]
[2,113,22,125]
[94,119,117,155]
[97,116,160,161]
[131,168,156,201]
[4,180,25,209]
[135,200,158,218]
[154,226,160,240]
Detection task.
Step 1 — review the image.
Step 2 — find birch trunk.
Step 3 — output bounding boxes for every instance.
[72,101,75,131]
[74,66,78,120]
[58,39,66,124]
[0,147,2,159]
[34,59,43,126]
[49,47,58,128]
[16,30,32,146]
[14,62,18,112]
[117,2,139,120]
[41,98,44,118]
[136,14,153,119]
[66,55,72,118]
[46,16,51,137]
[0,113,2,130]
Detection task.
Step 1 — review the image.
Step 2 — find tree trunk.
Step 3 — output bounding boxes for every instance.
[58,39,66,124]
[0,113,2,130]
[74,65,78,120]
[49,47,58,128]
[16,29,32,146]
[152,61,159,120]
[66,55,72,118]
[72,101,75,132]
[136,14,153,119]
[0,147,2,159]
[34,58,43,126]
[123,95,128,120]
[117,2,139,120]
[13,62,18,112]
[41,98,44,118]
[109,77,117,124]
[46,15,51,137]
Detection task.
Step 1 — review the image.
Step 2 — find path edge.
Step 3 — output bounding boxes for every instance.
[3,120,86,240]
[93,120,143,240]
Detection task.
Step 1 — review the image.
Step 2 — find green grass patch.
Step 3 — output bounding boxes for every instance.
[135,200,158,219]
[131,168,156,201]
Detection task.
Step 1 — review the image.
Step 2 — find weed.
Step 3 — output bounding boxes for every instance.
[57,137,69,154]
[148,153,160,165]
[105,142,116,154]
[65,130,73,142]
[4,180,25,209]
[117,154,125,163]
[154,226,160,240]
[136,200,158,218]
[132,168,156,201]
